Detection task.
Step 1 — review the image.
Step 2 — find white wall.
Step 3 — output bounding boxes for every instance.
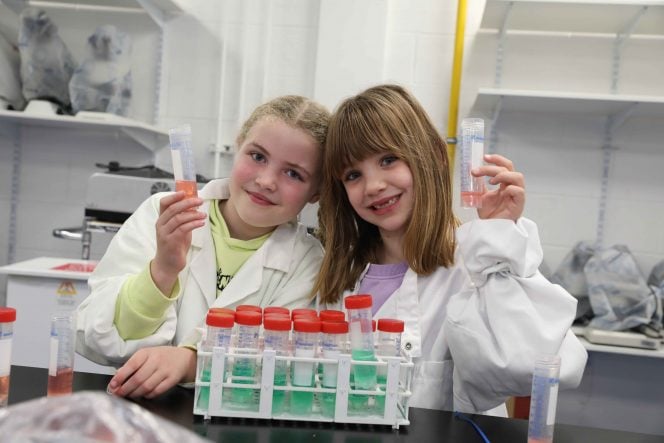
[1,0,663,325]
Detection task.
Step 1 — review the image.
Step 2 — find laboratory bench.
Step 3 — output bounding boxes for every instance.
[7,365,662,443]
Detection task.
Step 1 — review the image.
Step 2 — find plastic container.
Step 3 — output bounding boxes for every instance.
[320,321,348,418]
[344,294,377,413]
[460,118,486,208]
[528,355,561,443]
[290,319,321,415]
[230,311,261,410]
[168,124,198,199]
[0,307,16,408]
[376,319,404,415]
[197,312,234,410]
[47,311,76,397]
[263,316,291,414]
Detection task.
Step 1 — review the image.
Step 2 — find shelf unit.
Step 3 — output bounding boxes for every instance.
[479,0,664,37]
[471,0,664,248]
[0,108,168,152]
[0,0,183,265]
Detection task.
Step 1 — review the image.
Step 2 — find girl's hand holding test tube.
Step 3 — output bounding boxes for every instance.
[471,153,526,222]
[150,192,206,296]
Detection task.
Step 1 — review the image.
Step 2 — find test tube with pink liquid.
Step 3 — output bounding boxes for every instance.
[169,124,198,199]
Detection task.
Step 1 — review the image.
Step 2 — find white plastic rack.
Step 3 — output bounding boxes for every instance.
[194,346,414,429]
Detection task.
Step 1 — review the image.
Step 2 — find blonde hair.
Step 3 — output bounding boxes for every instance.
[236,95,330,150]
[313,84,457,304]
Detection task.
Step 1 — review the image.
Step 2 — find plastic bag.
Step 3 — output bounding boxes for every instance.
[0,31,26,110]
[18,7,76,111]
[69,25,132,116]
[0,391,210,443]
[550,241,595,321]
[584,244,656,331]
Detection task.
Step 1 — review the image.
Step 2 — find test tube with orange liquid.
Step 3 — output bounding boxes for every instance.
[460,118,486,208]
[169,124,198,199]
[47,312,76,396]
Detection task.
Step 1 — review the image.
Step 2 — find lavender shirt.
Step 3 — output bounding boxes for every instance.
[358,262,409,315]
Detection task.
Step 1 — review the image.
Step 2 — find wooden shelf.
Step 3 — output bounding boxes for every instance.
[0,108,168,152]
[470,88,664,119]
[480,0,664,37]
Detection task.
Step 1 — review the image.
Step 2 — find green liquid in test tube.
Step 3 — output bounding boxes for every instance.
[197,311,233,411]
[230,311,261,410]
[344,295,377,414]
[290,319,321,416]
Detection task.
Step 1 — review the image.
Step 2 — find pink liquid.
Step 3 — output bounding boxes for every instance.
[528,438,552,443]
[461,191,483,208]
[47,368,73,396]
[176,180,198,199]
[0,375,9,407]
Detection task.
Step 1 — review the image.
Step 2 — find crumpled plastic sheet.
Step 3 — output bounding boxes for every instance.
[585,244,656,331]
[0,391,211,443]
[550,241,596,320]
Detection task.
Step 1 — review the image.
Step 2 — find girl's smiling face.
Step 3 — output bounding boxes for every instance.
[224,118,321,239]
[342,152,414,238]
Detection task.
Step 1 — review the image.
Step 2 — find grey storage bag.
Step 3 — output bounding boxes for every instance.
[585,245,657,331]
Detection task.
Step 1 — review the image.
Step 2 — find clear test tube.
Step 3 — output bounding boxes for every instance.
[460,118,486,208]
[344,294,376,413]
[168,124,198,199]
[263,316,291,414]
[290,318,321,416]
[527,354,562,443]
[197,311,234,411]
[0,307,16,408]
[375,318,404,415]
[320,320,348,418]
[47,311,76,397]
[230,311,261,409]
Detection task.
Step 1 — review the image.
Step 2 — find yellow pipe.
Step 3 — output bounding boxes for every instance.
[446,0,468,176]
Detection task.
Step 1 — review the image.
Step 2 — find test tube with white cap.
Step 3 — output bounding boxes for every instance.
[169,124,198,199]
[459,118,486,208]
[527,354,561,443]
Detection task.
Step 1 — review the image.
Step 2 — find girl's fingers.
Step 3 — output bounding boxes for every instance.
[144,376,176,399]
[488,170,525,188]
[160,210,206,236]
[484,154,514,171]
[158,194,203,222]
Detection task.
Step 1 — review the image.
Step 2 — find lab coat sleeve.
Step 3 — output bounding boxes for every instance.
[76,193,178,367]
[444,218,588,413]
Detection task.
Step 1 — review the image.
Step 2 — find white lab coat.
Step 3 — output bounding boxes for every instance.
[77,178,323,367]
[327,218,587,415]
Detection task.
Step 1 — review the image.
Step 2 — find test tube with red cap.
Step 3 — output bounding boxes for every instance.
[169,124,198,199]
[290,318,321,415]
[320,320,349,418]
[344,294,377,413]
[0,307,16,408]
[319,309,345,323]
[231,311,261,409]
[375,318,405,415]
[197,311,234,410]
[263,316,291,414]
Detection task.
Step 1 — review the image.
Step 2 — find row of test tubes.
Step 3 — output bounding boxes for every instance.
[0,307,76,407]
[197,295,405,418]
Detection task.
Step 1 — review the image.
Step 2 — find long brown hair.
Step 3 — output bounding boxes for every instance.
[313,84,457,304]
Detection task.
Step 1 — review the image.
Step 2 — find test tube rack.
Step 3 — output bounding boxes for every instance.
[193,346,414,429]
